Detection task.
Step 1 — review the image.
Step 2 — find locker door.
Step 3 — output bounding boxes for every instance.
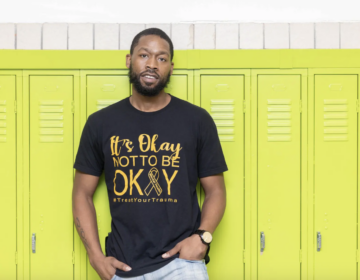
[165,74,188,101]
[87,76,130,116]
[86,75,130,280]
[201,75,244,280]
[258,75,301,280]
[314,75,357,279]
[0,76,16,279]
[30,76,74,279]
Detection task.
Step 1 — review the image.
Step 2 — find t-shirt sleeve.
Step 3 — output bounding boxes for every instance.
[73,114,104,177]
[197,109,228,178]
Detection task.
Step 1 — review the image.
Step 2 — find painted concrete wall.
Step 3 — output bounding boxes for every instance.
[0,23,360,50]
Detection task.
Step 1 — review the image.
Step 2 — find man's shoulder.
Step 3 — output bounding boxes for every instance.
[172,95,208,118]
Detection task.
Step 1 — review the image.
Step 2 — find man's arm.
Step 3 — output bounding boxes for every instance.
[198,172,226,234]
[162,173,226,260]
[72,170,104,265]
[72,170,132,279]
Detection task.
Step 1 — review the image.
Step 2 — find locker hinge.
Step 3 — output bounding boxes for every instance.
[71,101,75,113]
[357,250,359,262]
[243,250,245,263]
[15,251,18,265]
[72,251,75,264]
[243,100,246,113]
[299,100,302,113]
[14,100,17,113]
[357,100,359,113]
[299,250,302,263]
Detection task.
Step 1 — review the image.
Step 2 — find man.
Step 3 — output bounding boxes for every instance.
[72,28,228,280]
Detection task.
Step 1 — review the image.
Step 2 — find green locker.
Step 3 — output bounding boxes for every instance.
[257,75,301,280]
[200,74,245,280]
[29,76,74,279]
[314,75,357,279]
[4,49,360,280]
[164,74,188,101]
[0,76,17,279]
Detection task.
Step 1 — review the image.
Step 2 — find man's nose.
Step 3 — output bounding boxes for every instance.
[146,55,158,69]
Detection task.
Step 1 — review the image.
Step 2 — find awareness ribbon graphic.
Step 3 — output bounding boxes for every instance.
[144,167,162,196]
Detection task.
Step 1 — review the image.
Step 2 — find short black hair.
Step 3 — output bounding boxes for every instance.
[130,28,174,61]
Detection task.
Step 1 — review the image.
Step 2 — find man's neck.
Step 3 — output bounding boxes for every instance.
[129,91,171,112]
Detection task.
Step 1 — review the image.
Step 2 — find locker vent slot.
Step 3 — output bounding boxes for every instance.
[0,100,6,142]
[39,100,64,143]
[210,99,235,142]
[267,99,292,142]
[102,84,116,92]
[323,99,348,141]
[97,99,121,111]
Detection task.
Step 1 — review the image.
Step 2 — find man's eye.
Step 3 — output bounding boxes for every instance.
[159,58,166,62]
[140,54,147,58]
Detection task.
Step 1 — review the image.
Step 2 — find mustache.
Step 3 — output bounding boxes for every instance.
[141,71,159,78]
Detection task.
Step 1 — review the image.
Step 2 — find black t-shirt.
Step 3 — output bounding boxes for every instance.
[73,93,228,277]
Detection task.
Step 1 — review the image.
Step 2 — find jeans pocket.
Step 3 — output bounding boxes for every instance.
[110,274,117,280]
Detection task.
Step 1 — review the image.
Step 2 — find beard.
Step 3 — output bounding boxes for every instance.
[128,63,171,97]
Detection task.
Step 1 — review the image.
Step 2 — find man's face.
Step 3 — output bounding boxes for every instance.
[127,35,174,97]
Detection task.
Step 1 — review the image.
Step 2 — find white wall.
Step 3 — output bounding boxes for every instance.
[2,0,360,23]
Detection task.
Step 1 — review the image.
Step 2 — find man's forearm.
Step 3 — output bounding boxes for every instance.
[199,188,226,234]
[72,193,104,264]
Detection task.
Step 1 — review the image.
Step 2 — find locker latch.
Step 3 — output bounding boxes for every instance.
[260,231,265,253]
[32,233,36,253]
[317,232,321,252]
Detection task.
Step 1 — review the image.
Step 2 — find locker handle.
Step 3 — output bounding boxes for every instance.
[317,232,321,252]
[260,231,265,253]
[32,233,36,253]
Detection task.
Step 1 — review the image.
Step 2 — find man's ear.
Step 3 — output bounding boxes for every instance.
[170,62,174,75]
[125,54,131,69]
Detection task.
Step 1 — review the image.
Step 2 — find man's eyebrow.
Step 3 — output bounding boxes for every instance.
[138,47,169,56]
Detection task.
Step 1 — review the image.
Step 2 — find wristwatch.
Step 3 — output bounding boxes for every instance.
[194,229,213,245]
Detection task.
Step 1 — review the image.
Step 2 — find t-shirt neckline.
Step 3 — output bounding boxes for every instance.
[127,93,174,115]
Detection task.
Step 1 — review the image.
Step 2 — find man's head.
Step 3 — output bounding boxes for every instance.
[126,28,174,97]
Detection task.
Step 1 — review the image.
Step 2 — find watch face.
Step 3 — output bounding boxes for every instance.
[202,231,213,243]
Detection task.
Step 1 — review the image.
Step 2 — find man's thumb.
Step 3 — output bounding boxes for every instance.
[114,259,132,271]
[162,244,180,258]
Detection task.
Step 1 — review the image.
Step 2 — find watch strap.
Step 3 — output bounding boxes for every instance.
[194,229,211,264]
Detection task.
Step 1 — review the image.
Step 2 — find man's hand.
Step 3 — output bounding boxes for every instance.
[90,255,132,280]
[162,234,208,261]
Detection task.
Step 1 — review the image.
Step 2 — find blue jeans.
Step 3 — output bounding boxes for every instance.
[110,258,209,280]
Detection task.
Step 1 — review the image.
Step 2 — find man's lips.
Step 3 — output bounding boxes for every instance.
[142,72,158,78]
[141,73,158,83]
